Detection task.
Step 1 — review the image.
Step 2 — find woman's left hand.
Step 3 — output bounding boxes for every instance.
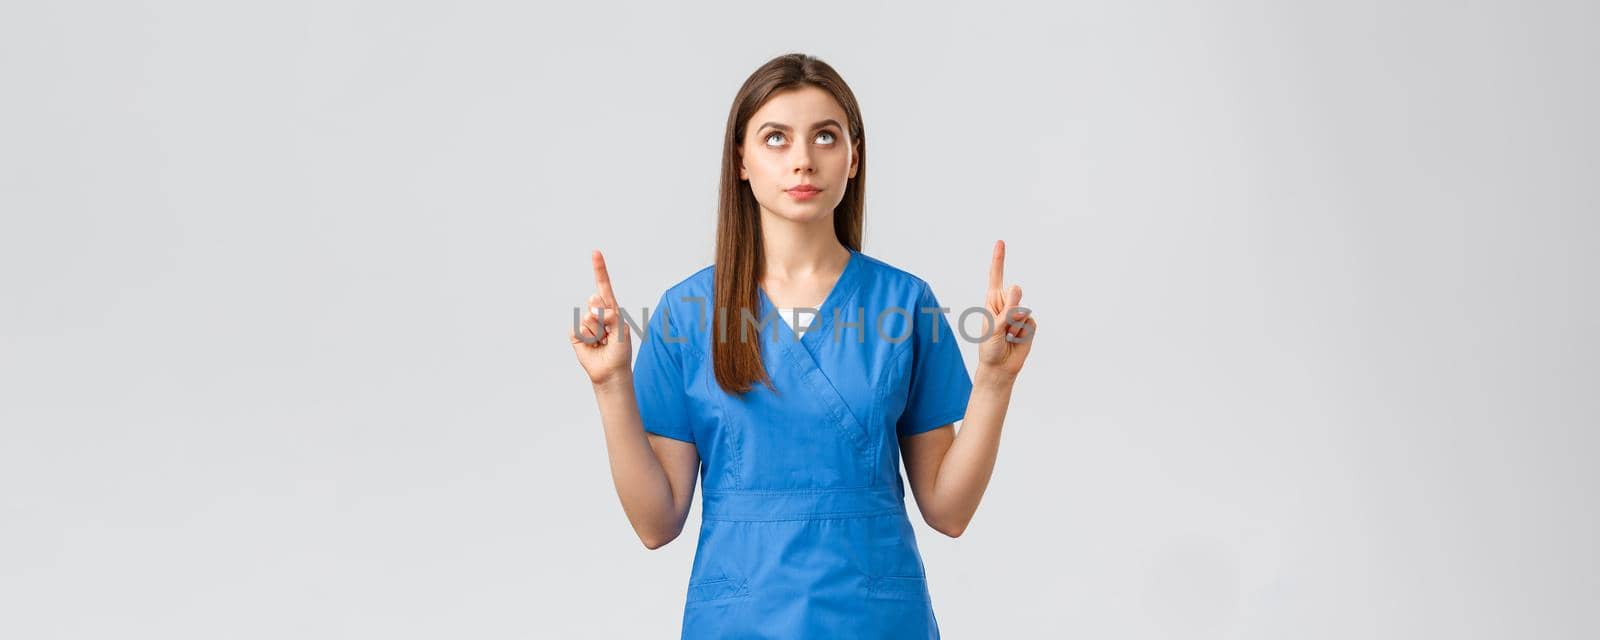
[976,240,1037,378]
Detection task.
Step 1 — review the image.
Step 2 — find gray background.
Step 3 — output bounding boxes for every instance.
[2,1,1595,638]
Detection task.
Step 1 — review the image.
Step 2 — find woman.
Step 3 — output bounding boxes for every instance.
[569,53,1036,639]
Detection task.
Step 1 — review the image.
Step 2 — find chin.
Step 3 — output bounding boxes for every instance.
[757,198,833,223]
[777,206,833,223]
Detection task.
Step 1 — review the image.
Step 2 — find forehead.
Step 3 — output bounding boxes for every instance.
[748,85,848,129]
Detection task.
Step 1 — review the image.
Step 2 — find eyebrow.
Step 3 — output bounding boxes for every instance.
[756,119,844,133]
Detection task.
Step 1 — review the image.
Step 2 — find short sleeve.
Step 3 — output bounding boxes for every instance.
[632,292,695,443]
[896,281,974,437]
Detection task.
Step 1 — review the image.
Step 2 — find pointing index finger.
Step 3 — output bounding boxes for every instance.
[988,240,1006,295]
[592,250,616,307]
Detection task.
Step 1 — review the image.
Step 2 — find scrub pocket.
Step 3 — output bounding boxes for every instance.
[862,513,933,602]
[866,575,931,602]
[684,576,750,605]
[683,518,753,606]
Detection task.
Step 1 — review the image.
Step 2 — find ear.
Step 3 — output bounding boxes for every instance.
[848,139,860,179]
[738,148,748,181]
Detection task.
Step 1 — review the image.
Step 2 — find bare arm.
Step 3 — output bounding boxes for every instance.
[571,250,700,549]
[591,374,700,549]
[901,240,1038,538]
[901,367,1016,538]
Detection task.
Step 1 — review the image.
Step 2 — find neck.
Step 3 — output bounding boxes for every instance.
[758,207,849,280]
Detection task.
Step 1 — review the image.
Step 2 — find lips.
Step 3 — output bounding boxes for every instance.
[786,185,821,201]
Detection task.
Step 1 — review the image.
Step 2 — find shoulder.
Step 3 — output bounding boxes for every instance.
[660,252,931,297]
[853,250,935,301]
[659,262,716,303]
[646,263,714,345]
[852,251,956,356]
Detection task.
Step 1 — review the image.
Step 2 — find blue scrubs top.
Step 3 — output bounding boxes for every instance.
[632,248,973,639]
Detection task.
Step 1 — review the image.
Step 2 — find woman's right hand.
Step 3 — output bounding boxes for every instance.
[570,249,632,387]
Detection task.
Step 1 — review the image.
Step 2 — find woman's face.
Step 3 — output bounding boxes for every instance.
[739,85,859,223]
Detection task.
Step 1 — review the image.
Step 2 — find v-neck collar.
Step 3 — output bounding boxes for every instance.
[757,248,862,350]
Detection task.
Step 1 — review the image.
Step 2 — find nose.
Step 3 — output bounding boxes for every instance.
[791,142,815,174]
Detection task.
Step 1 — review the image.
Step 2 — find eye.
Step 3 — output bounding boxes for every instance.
[761,129,839,147]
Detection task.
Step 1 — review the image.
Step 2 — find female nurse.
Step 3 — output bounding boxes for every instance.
[569,53,1037,639]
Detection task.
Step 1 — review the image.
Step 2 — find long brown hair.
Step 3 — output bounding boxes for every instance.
[713,53,866,395]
